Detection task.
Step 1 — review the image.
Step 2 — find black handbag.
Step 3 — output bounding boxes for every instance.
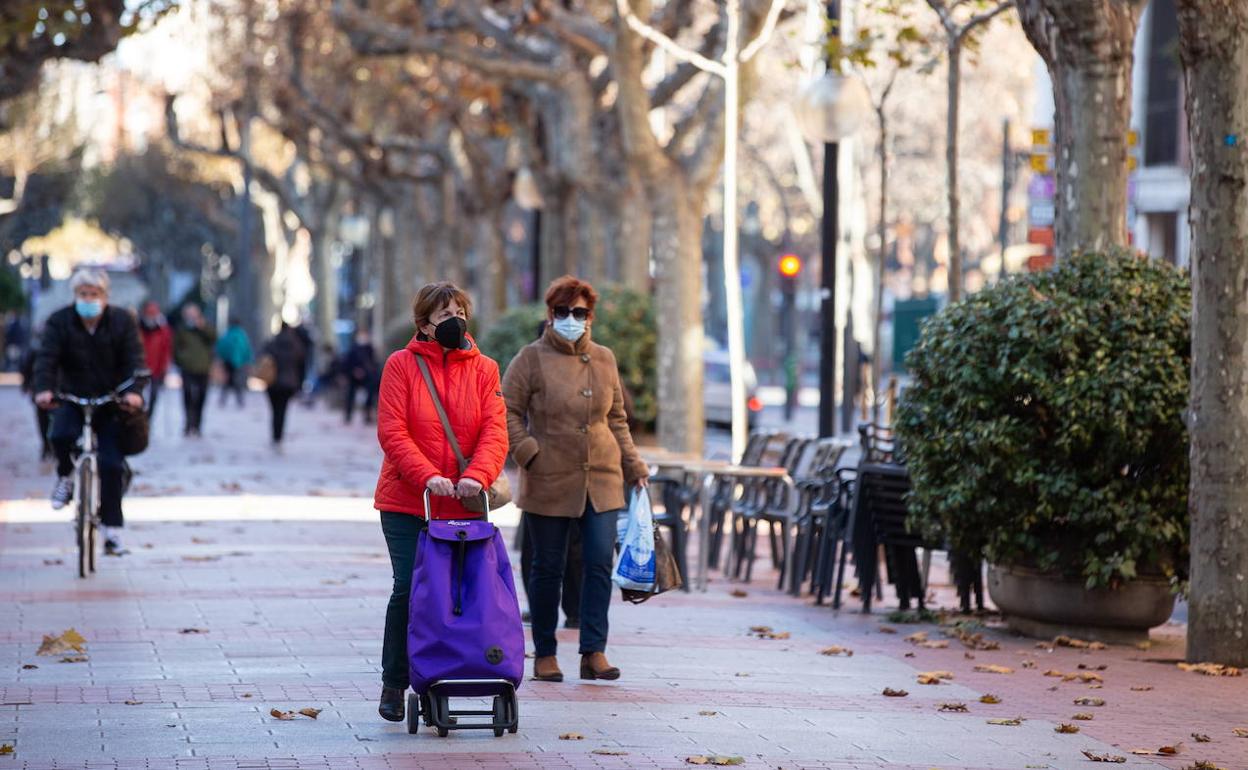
[620,526,683,604]
[118,407,149,456]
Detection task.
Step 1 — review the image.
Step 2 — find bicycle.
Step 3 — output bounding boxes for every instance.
[53,376,138,578]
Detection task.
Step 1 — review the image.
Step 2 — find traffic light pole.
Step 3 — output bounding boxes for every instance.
[817,0,841,439]
[782,279,798,422]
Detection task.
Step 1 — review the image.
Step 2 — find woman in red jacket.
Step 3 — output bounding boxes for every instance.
[374,282,509,722]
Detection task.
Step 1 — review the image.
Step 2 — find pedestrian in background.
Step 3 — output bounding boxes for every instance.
[138,301,173,417]
[261,322,306,452]
[174,304,215,437]
[373,281,508,723]
[19,333,52,462]
[502,275,649,683]
[342,328,379,424]
[215,317,253,408]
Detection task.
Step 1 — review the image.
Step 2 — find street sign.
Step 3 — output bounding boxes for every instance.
[1029,153,1052,173]
[1128,130,1139,147]
[1031,128,1051,147]
[1027,227,1055,248]
[1028,175,1056,199]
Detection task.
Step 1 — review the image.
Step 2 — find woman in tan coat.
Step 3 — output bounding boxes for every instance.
[503,275,649,683]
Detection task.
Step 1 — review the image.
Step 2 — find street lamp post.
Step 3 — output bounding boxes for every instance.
[796,1,870,438]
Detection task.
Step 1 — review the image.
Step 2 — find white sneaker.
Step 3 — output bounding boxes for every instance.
[50,476,74,509]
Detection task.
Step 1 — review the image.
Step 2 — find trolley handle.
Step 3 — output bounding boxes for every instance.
[422,486,492,522]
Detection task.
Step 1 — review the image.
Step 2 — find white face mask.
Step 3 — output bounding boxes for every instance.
[552,316,586,342]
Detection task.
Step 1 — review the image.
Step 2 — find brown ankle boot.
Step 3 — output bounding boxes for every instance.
[533,655,563,682]
[579,652,620,681]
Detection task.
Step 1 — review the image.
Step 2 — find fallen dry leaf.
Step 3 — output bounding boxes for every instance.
[21,664,37,670]
[904,652,916,658]
[591,748,628,756]
[979,694,1002,704]
[964,652,976,660]
[1178,662,1243,677]
[698,711,717,716]
[905,631,929,644]
[987,717,1023,726]
[59,655,88,663]
[182,555,221,563]
[938,702,969,712]
[734,672,750,677]
[686,759,709,767]
[1089,642,1107,650]
[298,708,322,719]
[242,693,253,698]
[1184,761,1228,770]
[270,709,296,721]
[190,537,215,545]
[43,559,63,566]
[0,744,11,756]
[1082,750,1126,763]
[1130,685,1153,692]
[1191,733,1211,743]
[1054,635,1089,649]
[1074,697,1106,707]
[729,589,748,598]
[1073,713,1095,721]
[1044,669,1065,677]
[917,671,955,685]
[749,625,772,633]
[1055,723,1080,734]
[684,757,744,767]
[918,640,951,649]
[1079,672,1103,683]
[1021,660,1036,669]
[819,646,853,657]
[179,628,207,635]
[123,700,142,706]
[1077,663,1108,671]
[36,628,87,657]
[882,688,909,697]
[559,733,585,740]
[1234,728,1248,738]
[974,664,1014,674]
[877,625,898,634]
[1132,745,1182,757]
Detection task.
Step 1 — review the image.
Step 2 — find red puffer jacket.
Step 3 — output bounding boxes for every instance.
[374,335,508,519]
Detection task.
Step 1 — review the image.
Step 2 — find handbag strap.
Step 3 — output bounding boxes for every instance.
[413,353,469,474]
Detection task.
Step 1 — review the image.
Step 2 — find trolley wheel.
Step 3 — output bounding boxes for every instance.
[508,692,519,734]
[435,694,451,736]
[406,692,420,734]
[436,725,449,738]
[420,694,433,727]
[492,696,505,737]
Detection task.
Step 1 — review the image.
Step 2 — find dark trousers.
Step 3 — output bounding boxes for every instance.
[344,379,376,423]
[519,512,581,622]
[220,363,246,407]
[267,387,296,442]
[527,502,617,657]
[182,373,209,433]
[50,404,125,527]
[380,511,428,689]
[146,379,163,418]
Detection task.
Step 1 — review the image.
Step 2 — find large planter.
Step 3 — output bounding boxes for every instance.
[987,565,1176,645]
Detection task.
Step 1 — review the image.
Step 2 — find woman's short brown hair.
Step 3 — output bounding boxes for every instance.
[544,275,599,318]
[412,281,473,330]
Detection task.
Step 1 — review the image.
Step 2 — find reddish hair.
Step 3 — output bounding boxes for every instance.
[544,275,599,318]
[412,281,472,330]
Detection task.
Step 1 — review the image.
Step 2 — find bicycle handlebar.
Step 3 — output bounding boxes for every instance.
[54,373,147,408]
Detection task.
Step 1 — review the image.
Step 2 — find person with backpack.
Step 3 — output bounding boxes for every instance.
[260,323,306,452]
[373,281,508,723]
[502,275,649,684]
[173,304,215,437]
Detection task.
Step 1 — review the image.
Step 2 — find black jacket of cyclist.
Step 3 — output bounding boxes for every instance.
[33,268,145,555]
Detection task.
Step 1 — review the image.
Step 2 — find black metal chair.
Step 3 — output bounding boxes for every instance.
[811,465,858,605]
[785,439,851,595]
[731,436,815,585]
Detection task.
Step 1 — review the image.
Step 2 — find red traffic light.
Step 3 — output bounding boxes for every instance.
[778,254,802,278]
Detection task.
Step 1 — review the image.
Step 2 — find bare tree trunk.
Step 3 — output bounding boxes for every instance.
[1017,0,1145,259]
[873,100,889,425]
[946,39,962,301]
[1178,0,1248,667]
[616,173,653,291]
[651,180,706,453]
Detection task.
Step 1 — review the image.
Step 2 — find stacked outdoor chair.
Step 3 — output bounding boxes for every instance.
[784,439,852,595]
[729,436,816,585]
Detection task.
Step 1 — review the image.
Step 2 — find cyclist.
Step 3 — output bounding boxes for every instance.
[32,268,146,556]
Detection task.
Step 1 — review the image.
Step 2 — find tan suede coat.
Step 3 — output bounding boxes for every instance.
[502,327,648,517]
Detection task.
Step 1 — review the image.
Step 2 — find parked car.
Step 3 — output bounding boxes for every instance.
[704,349,762,428]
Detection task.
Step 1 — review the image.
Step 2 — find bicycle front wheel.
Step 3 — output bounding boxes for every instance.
[76,463,95,579]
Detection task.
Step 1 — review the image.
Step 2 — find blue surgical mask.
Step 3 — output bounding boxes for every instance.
[553,316,586,342]
[75,300,103,319]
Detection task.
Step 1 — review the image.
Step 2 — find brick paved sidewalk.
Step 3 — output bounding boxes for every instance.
[0,384,1241,770]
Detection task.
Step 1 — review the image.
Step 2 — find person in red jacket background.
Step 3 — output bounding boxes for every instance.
[138,300,173,417]
[373,281,508,723]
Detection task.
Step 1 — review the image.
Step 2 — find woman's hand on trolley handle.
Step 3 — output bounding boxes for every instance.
[455,477,483,499]
[426,476,456,497]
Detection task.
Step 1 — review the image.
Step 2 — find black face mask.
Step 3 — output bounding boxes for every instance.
[433,317,467,350]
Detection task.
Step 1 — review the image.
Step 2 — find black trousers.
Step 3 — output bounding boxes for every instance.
[182,373,209,433]
[380,511,427,689]
[33,400,52,458]
[519,512,581,622]
[526,503,616,657]
[50,404,125,527]
[220,363,246,407]
[344,378,376,423]
[267,387,296,442]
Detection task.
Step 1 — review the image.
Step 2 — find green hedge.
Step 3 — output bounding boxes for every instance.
[478,285,657,426]
[895,252,1190,590]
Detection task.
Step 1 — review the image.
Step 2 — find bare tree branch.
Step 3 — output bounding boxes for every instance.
[615,0,726,77]
[958,1,1015,43]
[538,0,613,56]
[739,0,787,62]
[650,19,724,107]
